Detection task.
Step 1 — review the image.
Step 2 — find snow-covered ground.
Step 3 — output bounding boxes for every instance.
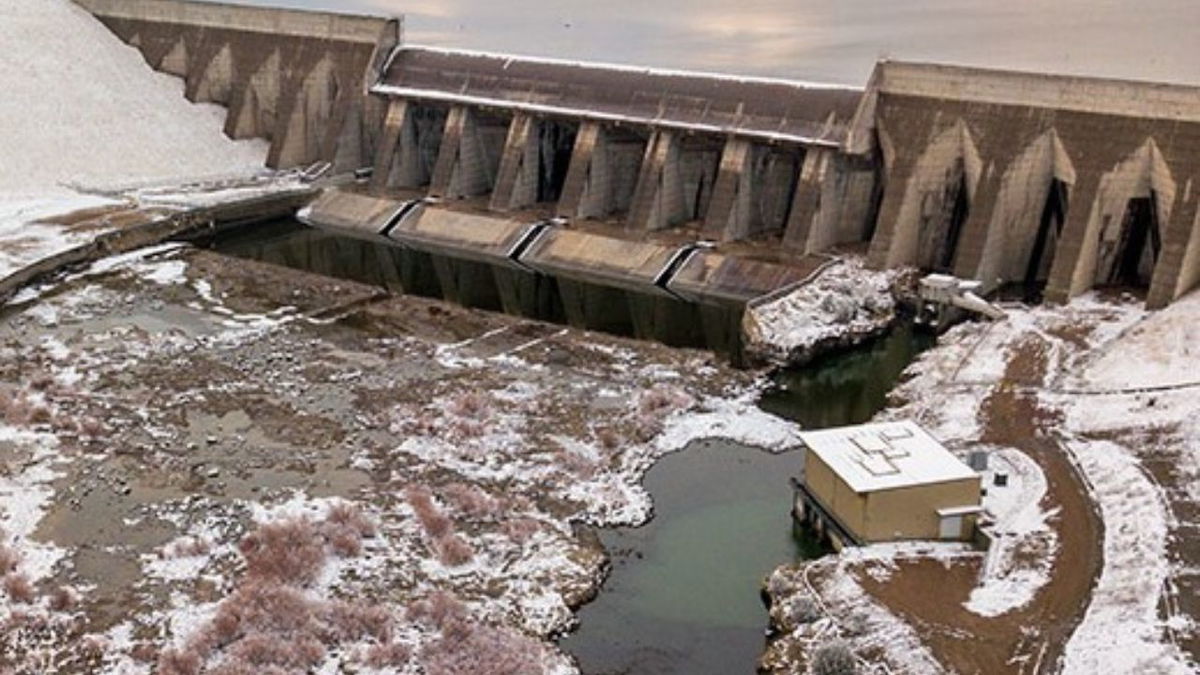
[0,0,271,289]
[0,0,267,199]
[764,292,1199,674]
[743,257,896,366]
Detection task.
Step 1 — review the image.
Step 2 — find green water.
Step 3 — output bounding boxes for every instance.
[561,323,931,674]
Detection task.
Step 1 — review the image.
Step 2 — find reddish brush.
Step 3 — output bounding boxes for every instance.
[0,544,20,574]
[322,601,393,643]
[434,533,475,567]
[325,502,376,539]
[48,585,77,611]
[78,416,105,438]
[238,519,325,586]
[164,536,211,559]
[441,483,497,520]
[156,647,201,675]
[420,621,543,675]
[3,573,35,604]
[595,427,623,451]
[406,486,453,539]
[502,517,541,545]
[363,641,411,668]
[447,391,490,420]
[406,591,468,631]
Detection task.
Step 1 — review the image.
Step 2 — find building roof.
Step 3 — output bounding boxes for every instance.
[800,420,979,493]
[373,46,863,147]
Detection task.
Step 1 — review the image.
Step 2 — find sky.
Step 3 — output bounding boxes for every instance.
[198,0,1200,87]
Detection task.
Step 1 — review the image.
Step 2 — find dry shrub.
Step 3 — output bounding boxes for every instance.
[52,413,78,434]
[164,536,211,559]
[363,641,411,668]
[322,501,376,558]
[406,591,468,631]
[2,393,32,426]
[406,486,452,539]
[78,416,105,438]
[632,384,695,441]
[322,601,393,643]
[420,621,544,675]
[441,483,498,520]
[206,581,315,648]
[325,502,376,539]
[556,449,598,479]
[637,384,694,416]
[156,647,201,675]
[225,632,324,671]
[26,405,52,426]
[434,533,475,567]
[29,376,54,392]
[79,634,108,660]
[447,391,490,420]
[0,544,20,574]
[48,585,77,612]
[502,518,541,544]
[4,573,35,604]
[238,519,325,586]
[595,427,623,452]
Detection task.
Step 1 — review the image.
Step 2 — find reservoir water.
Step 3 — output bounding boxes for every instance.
[560,325,932,673]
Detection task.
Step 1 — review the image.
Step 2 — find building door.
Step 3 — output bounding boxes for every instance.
[938,514,963,539]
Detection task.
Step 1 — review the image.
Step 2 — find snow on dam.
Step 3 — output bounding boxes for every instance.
[67,0,1200,317]
[73,0,400,170]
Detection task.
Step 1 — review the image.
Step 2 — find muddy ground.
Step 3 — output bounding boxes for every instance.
[0,244,786,674]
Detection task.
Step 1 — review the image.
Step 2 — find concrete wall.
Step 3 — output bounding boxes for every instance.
[804,452,869,538]
[75,0,401,170]
[857,61,1200,308]
[862,479,979,542]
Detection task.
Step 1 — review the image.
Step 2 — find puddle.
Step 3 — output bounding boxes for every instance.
[563,322,933,673]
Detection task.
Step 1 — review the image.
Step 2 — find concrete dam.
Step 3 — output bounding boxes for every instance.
[73,0,1200,356]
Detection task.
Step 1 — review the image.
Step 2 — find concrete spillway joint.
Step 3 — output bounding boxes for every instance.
[652,240,715,301]
[379,199,426,238]
[505,219,561,274]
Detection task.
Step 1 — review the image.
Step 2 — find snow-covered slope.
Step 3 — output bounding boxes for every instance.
[0,0,266,199]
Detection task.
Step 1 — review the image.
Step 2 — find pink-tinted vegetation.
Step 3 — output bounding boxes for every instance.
[441,482,499,520]
[406,486,452,539]
[4,573,35,604]
[556,448,598,479]
[406,590,468,631]
[363,640,411,668]
[238,519,325,586]
[0,540,20,575]
[48,585,77,612]
[433,533,475,567]
[420,621,544,675]
[78,416,106,438]
[447,391,490,420]
[594,426,623,452]
[502,517,542,545]
[631,384,694,441]
[158,506,407,675]
[322,501,376,558]
[163,536,211,559]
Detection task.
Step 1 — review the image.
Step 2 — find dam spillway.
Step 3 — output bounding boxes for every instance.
[68,0,1200,360]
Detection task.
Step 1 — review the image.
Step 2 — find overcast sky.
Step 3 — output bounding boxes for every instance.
[198,0,1199,87]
